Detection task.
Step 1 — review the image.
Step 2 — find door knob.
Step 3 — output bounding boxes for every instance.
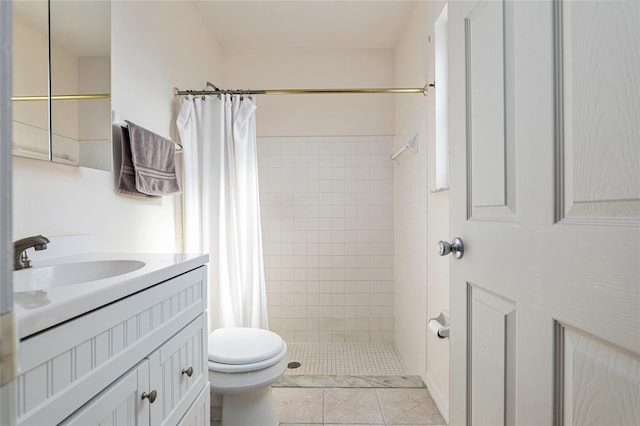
[438,238,464,259]
[181,366,193,377]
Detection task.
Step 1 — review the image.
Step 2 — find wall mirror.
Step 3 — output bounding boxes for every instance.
[12,0,111,171]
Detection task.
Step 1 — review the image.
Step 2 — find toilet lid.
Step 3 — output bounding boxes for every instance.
[208,327,285,365]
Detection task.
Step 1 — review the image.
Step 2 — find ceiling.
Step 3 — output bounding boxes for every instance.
[192,1,418,50]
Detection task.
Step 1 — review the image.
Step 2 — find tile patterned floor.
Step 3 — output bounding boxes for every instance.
[275,344,445,425]
[284,343,408,376]
[273,387,446,425]
[211,344,446,425]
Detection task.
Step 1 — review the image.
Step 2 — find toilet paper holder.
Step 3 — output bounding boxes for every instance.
[428,310,450,339]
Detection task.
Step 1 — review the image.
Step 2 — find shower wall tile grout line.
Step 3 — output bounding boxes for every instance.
[258,135,396,344]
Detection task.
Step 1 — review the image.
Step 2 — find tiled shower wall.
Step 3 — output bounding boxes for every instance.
[257,136,395,343]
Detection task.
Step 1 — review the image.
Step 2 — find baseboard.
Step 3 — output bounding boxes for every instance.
[424,373,449,425]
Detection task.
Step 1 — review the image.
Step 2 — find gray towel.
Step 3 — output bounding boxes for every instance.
[116,124,149,197]
[125,120,181,196]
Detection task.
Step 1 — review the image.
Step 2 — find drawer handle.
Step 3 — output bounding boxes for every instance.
[181,367,194,377]
[141,390,157,404]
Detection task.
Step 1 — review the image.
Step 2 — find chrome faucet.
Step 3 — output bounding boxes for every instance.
[13,235,50,270]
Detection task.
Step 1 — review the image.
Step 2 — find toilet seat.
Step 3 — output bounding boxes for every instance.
[208,327,287,373]
[208,327,288,425]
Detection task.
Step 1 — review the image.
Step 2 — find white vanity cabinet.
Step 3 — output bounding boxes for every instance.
[14,264,210,425]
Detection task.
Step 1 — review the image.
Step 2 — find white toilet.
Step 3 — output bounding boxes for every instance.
[208,327,288,426]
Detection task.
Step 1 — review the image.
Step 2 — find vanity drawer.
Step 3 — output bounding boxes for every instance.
[150,313,208,426]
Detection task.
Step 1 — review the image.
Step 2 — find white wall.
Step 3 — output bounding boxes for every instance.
[13,1,224,253]
[224,48,395,137]
[393,0,429,382]
[394,0,450,420]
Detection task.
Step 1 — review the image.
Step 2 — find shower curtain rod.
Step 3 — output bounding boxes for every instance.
[173,82,434,97]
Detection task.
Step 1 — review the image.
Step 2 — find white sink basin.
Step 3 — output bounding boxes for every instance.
[14,260,146,293]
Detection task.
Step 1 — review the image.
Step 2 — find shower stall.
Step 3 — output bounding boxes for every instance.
[174,74,430,378]
[257,135,404,376]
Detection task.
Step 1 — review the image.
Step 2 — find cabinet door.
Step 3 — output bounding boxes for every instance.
[177,384,210,426]
[61,361,150,426]
[149,314,208,426]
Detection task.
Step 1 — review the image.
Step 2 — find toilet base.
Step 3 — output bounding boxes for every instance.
[221,386,279,426]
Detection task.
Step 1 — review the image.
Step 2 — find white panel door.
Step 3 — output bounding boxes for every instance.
[448,1,640,425]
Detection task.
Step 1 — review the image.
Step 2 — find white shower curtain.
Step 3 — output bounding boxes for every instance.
[177,94,269,330]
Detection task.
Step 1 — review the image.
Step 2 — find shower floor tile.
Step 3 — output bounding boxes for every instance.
[283,343,407,376]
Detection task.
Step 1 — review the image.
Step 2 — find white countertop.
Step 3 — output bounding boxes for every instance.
[14,252,209,339]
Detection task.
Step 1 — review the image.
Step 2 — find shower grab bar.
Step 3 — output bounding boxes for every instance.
[391,134,418,161]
